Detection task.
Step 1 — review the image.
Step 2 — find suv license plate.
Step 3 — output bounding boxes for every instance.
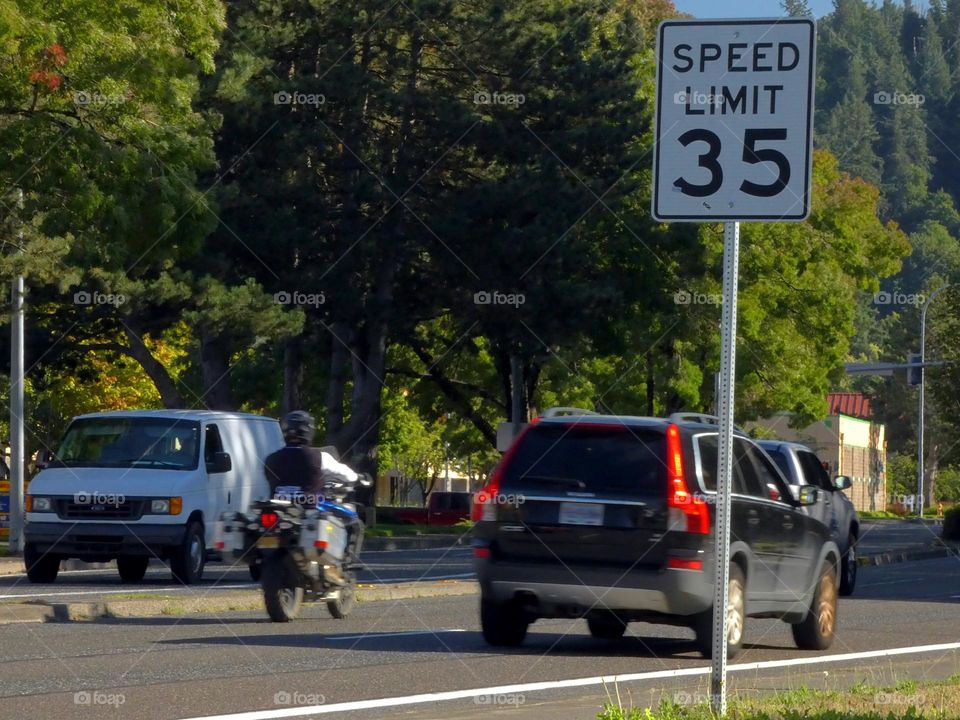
[558,502,604,526]
[257,536,279,549]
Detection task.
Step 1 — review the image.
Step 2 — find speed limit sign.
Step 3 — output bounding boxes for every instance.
[652,18,815,222]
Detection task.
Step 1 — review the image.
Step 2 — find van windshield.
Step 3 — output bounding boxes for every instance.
[54,418,201,470]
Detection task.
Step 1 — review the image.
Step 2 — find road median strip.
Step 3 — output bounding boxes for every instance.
[1,579,479,622]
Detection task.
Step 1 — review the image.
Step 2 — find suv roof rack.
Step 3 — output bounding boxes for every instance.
[669,412,746,433]
[540,406,600,418]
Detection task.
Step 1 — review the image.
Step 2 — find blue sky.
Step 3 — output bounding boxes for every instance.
[672,0,930,18]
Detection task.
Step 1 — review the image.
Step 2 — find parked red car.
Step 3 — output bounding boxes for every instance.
[382,492,471,526]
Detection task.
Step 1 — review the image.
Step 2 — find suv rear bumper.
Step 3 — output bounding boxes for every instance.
[478,559,712,618]
[25,522,185,561]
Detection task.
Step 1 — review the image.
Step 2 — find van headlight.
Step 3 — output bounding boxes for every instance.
[27,496,53,512]
[149,497,182,515]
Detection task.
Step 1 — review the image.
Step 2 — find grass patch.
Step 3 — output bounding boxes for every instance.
[859,511,903,519]
[598,675,960,719]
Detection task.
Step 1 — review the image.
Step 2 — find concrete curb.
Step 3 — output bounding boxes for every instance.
[18,579,479,623]
[858,542,958,567]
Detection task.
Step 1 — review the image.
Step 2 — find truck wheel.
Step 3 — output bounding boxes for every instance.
[480,597,529,647]
[117,557,149,583]
[792,561,838,650]
[839,533,857,596]
[694,562,745,659]
[327,574,357,619]
[170,521,205,585]
[24,543,60,583]
[262,555,303,622]
[587,613,627,640]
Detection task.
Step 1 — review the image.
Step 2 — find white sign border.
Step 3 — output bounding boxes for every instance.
[652,17,817,223]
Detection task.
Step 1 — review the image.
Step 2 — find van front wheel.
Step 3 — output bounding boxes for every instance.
[24,543,60,583]
[170,521,205,585]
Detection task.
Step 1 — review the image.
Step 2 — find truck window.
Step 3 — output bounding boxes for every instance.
[798,450,832,490]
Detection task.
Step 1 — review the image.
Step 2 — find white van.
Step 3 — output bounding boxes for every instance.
[24,410,284,584]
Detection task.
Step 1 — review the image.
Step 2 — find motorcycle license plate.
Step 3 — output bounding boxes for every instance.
[257,536,279,549]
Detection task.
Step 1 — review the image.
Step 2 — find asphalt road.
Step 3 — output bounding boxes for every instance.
[0,546,474,602]
[0,556,958,720]
[0,519,939,604]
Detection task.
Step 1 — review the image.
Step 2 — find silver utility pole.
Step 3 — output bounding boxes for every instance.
[918,284,955,519]
[710,221,740,713]
[9,189,24,554]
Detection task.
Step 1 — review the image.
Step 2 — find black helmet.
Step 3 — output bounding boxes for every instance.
[281,410,315,446]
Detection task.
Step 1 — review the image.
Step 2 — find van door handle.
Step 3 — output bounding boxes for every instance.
[782,515,794,530]
[748,509,759,525]
[228,491,231,505]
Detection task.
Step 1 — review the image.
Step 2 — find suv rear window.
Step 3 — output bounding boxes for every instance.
[500,424,667,499]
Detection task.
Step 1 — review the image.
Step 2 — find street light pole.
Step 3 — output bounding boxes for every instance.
[9,189,24,554]
[918,284,956,519]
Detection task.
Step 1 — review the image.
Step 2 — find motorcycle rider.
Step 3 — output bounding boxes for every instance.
[263,410,365,584]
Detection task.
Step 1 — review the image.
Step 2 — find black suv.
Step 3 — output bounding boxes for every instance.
[472,410,841,658]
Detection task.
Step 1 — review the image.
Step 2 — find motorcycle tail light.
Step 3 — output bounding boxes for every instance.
[260,511,279,529]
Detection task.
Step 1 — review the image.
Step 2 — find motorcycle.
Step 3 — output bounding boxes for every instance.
[218,466,370,622]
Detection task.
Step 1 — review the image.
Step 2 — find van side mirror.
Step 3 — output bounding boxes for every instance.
[834,475,852,490]
[207,451,232,474]
[797,485,819,506]
[35,449,53,470]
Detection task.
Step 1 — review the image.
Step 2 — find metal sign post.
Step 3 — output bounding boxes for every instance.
[652,17,816,715]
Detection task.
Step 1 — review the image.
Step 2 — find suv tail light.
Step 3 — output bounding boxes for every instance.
[472,419,537,521]
[665,424,709,534]
[260,511,279,529]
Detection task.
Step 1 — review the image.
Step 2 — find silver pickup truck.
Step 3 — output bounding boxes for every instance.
[757,440,860,596]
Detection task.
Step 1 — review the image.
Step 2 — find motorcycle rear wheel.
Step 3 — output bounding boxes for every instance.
[262,555,304,622]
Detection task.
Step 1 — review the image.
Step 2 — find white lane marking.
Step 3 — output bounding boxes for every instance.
[328,629,467,641]
[0,584,256,600]
[860,578,925,587]
[178,641,960,720]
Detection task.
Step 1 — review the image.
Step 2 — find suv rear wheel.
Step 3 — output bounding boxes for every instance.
[792,560,837,650]
[694,562,745,659]
[587,613,627,640]
[480,597,530,647]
